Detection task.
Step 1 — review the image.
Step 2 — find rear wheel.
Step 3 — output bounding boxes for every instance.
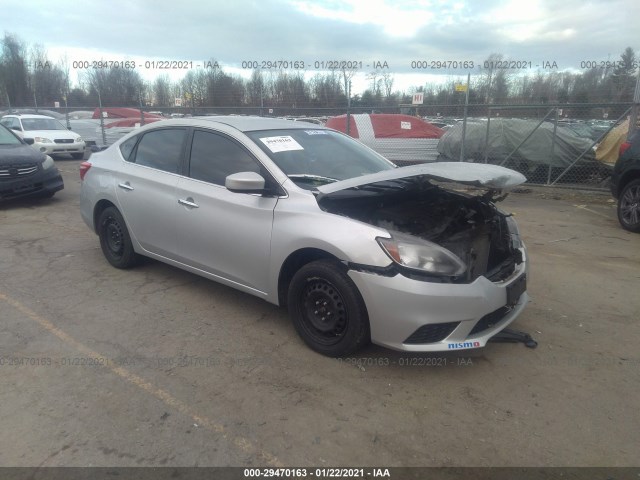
[97,206,141,268]
[287,260,370,357]
[617,179,640,233]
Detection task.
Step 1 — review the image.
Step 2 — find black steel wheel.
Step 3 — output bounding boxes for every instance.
[288,260,370,357]
[617,179,640,233]
[97,206,140,268]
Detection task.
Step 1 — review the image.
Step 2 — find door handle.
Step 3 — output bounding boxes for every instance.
[118,182,134,191]
[178,197,199,208]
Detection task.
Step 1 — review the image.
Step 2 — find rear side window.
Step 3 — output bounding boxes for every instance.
[119,135,139,161]
[131,128,186,173]
[189,130,261,185]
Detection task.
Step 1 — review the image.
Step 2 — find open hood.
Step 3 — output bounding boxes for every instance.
[316,162,526,196]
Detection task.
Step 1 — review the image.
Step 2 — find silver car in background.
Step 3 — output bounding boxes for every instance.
[79,116,529,356]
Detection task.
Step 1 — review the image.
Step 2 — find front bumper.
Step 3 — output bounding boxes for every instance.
[348,248,529,352]
[35,141,85,156]
[0,166,64,200]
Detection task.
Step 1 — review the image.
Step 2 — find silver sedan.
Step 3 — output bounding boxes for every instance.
[80,116,529,356]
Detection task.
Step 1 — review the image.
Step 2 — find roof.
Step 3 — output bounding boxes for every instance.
[164,116,329,133]
[102,116,329,140]
[197,115,329,132]
[1,109,64,119]
[3,114,55,119]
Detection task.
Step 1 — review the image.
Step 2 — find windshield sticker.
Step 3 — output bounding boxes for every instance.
[400,121,412,130]
[305,130,328,135]
[260,136,304,153]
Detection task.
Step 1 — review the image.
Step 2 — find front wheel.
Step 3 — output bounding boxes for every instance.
[97,206,141,268]
[287,260,370,357]
[617,179,640,233]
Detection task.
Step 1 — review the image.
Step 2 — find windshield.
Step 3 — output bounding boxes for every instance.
[0,125,22,145]
[246,129,395,186]
[20,118,67,131]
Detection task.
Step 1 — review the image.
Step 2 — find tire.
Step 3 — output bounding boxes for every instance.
[71,152,84,160]
[617,179,640,233]
[287,259,370,357]
[97,206,141,268]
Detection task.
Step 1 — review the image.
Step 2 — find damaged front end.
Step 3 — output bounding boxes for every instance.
[317,176,523,284]
[314,163,529,352]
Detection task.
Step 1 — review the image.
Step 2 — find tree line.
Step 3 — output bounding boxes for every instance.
[0,33,637,111]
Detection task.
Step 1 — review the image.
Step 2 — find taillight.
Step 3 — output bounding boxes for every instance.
[619,141,631,157]
[79,161,92,181]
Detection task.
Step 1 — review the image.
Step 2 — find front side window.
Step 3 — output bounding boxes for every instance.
[189,130,261,185]
[131,128,186,173]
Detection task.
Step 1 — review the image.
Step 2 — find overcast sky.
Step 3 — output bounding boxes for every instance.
[2,0,639,93]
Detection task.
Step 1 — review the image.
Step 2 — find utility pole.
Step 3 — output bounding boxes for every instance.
[459,73,471,162]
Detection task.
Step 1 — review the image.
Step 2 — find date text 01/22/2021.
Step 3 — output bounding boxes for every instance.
[243,468,391,478]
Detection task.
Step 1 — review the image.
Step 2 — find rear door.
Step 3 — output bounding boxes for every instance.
[174,128,278,294]
[114,127,187,258]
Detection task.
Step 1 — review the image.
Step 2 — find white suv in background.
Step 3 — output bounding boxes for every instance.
[0,114,86,159]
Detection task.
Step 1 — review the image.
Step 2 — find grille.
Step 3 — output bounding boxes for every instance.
[404,322,460,344]
[0,164,38,178]
[54,139,73,144]
[469,306,512,336]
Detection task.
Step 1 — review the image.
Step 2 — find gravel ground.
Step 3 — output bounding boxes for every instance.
[0,159,638,467]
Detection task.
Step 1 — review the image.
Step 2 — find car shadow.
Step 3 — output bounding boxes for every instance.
[0,194,59,209]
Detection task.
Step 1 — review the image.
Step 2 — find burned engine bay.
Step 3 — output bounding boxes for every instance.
[317,177,521,282]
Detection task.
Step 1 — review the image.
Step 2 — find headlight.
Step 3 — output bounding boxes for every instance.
[34,136,53,143]
[76,137,83,142]
[377,231,467,276]
[41,155,54,170]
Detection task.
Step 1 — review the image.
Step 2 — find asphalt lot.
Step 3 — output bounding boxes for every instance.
[0,157,639,467]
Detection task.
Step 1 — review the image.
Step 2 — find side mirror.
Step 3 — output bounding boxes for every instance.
[68,126,72,130]
[23,138,35,145]
[225,171,266,194]
[11,126,21,131]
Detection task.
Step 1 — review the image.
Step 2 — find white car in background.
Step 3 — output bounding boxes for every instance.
[0,114,86,159]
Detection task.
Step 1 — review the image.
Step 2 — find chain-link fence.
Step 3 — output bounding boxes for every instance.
[434,103,636,187]
[2,102,637,190]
